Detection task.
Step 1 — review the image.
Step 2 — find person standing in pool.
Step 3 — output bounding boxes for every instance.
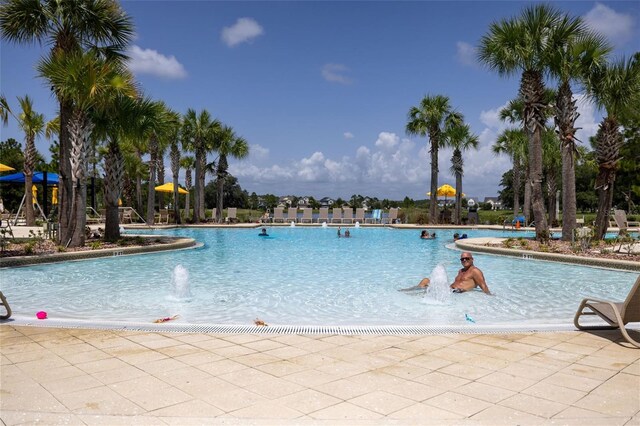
[259,228,268,236]
[414,252,491,295]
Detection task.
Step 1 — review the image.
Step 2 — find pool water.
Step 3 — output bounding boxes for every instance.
[1,227,637,327]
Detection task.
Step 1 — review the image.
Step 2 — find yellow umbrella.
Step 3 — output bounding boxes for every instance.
[32,184,38,204]
[155,182,188,195]
[427,184,464,206]
[51,186,58,205]
[0,163,15,172]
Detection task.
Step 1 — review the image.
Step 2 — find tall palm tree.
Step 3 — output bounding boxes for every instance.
[445,123,478,224]
[586,56,640,239]
[182,109,220,223]
[38,49,136,247]
[0,95,45,226]
[164,111,182,224]
[479,4,568,240]
[549,26,611,240]
[180,156,195,221]
[144,102,171,225]
[211,125,249,222]
[406,94,461,224]
[493,129,527,217]
[542,127,562,226]
[1,0,133,244]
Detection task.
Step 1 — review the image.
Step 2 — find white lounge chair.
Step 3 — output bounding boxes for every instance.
[342,207,354,224]
[613,210,640,231]
[574,275,640,348]
[286,207,298,223]
[331,208,342,224]
[355,208,365,224]
[382,208,398,224]
[317,207,329,224]
[226,207,238,223]
[272,207,285,223]
[300,208,313,223]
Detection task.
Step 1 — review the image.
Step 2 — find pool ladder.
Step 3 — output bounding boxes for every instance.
[0,291,11,320]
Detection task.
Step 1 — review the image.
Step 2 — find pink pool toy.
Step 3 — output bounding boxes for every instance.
[36,311,47,320]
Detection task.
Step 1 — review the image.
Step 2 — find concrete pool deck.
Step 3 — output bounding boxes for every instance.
[1,325,639,425]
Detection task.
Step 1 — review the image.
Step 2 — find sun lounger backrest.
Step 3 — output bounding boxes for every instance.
[332,208,342,223]
[273,207,284,222]
[355,208,365,222]
[622,276,640,322]
[318,207,329,221]
[388,208,398,221]
[286,207,297,222]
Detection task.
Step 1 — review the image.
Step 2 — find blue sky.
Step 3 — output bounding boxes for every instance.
[1,1,638,200]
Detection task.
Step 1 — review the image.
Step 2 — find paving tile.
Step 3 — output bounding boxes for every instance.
[212,344,256,358]
[385,379,447,402]
[196,358,247,376]
[219,365,275,387]
[0,378,69,413]
[108,375,169,398]
[454,381,516,403]
[521,380,587,405]
[80,414,168,424]
[55,386,146,415]
[553,405,629,420]
[0,411,83,425]
[577,354,637,371]
[274,388,341,414]
[404,353,453,370]
[201,387,267,413]
[122,386,193,411]
[241,338,285,352]
[573,372,640,417]
[155,343,202,358]
[388,402,464,420]
[499,360,555,381]
[621,360,640,376]
[375,362,430,381]
[59,349,113,365]
[76,357,130,374]
[228,401,303,419]
[146,399,224,418]
[42,373,104,395]
[255,359,308,377]
[499,393,568,418]
[315,360,368,378]
[233,352,281,368]
[309,401,383,420]
[424,391,493,417]
[247,376,306,399]
[477,371,536,392]
[552,341,602,356]
[469,405,544,424]
[413,371,470,391]
[438,362,493,380]
[558,363,617,381]
[173,350,224,366]
[313,378,376,400]
[222,334,266,345]
[153,366,213,388]
[348,390,414,415]
[90,364,148,385]
[136,357,187,375]
[263,345,308,359]
[541,371,602,392]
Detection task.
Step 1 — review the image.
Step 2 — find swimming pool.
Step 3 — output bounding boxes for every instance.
[1,227,637,328]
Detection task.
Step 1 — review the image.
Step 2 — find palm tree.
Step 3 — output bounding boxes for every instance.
[479,4,568,240]
[180,156,195,221]
[0,95,45,226]
[182,109,220,223]
[549,25,611,240]
[144,102,171,225]
[406,94,462,224]
[542,127,562,226]
[165,111,182,224]
[211,125,249,222]
[445,123,479,224]
[493,129,527,217]
[37,49,136,247]
[586,57,640,239]
[1,0,133,244]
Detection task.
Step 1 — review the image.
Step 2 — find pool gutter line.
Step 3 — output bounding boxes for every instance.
[454,238,640,272]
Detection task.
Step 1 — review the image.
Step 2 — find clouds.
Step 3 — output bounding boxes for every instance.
[584,3,635,45]
[343,132,354,139]
[221,18,264,47]
[322,63,353,84]
[127,45,187,79]
[456,41,477,67]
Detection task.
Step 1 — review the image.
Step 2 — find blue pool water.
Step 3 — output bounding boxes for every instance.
[1,227,637,327]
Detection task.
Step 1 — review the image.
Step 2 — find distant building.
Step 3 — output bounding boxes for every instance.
[297,196,311,207]
[483,197,503,210]
[319,197,335,207]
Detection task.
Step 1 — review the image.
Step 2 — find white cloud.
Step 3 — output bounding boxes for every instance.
[343,132,354,139]
[322,63,352,84]
[374,131,400,149]
[221,17,264,47]
[584,3,635,45]
[127,45,187,79]
[248,144,269,161]
[479,101,510,130]
[574,94,600,146]
[456,41,477,67]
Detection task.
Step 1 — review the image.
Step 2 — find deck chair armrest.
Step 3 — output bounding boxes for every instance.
[578,297,612,305]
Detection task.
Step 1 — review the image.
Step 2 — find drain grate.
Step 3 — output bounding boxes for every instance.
[2,317,581,335]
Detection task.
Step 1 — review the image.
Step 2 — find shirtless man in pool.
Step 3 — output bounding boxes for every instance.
[415,252,492,295]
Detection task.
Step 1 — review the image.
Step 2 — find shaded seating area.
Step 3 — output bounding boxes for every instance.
[574,276,640,348]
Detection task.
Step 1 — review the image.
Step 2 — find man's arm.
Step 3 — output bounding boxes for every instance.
[474,269,491,295]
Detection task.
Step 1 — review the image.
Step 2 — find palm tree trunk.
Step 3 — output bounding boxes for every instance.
[556,81,579,241]
[429,132,439,224]
[57,100,73,245]
[65,110,92,247]
[523,163,531,221]
[198,154,206,221]
[512,156,521,217]
[455,172,462,225]
[157,152,165,210]
[521,70,548,240]
[216,154,228,223]
[547,170,557,226]
[135,150,142,214]
[185,167,192,221]
[104,140,124,242]
[593,117,622,239]
[23,133,36,226]
[193,149,202,223]
[170,143,181,225]
[146,136,158,225]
